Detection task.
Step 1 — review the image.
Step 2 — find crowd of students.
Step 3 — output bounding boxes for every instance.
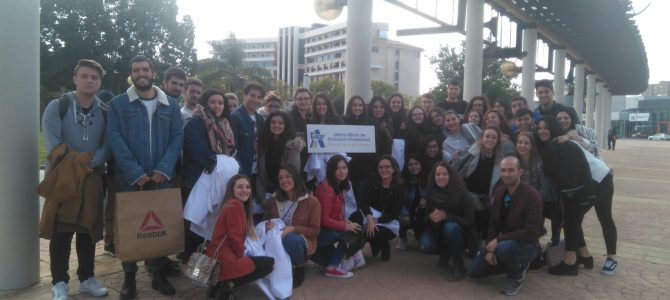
[41,56,618,300]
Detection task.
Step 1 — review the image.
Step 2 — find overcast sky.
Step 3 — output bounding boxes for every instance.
[177,0,668,95]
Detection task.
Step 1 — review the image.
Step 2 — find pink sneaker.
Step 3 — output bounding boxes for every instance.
[325,264,354,279]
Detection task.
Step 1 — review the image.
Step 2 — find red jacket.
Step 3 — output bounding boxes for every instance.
[315,182,346,231]
[207,198,254,281]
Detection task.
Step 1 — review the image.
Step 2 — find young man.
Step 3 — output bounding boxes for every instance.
[420,92,435,114]
[534,80,578,118]
[230,82,265,177]
[107,55,184,299]
[161,66,186,100]
[225,92,240,112]
[437,79,467,118]
[41,59,110,300]
[469,156,544,296]
[290,87,312,171]
[513,108,535,134]
[181,77,203,122]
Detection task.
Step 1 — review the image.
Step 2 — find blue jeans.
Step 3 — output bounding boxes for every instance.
[468,240,537,280]
[282,232,307,266]
[311,228,346,267]
[420,222,465,263]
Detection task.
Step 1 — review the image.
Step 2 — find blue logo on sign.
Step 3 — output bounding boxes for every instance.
[310,129,326,148]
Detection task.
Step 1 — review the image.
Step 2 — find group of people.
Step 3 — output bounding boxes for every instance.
[40,56,618,300]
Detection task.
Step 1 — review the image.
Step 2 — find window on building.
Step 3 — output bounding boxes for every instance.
[395,49,400,56]
[372,46,379,53]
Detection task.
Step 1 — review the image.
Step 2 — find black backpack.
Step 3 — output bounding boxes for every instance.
[57,93,108,121]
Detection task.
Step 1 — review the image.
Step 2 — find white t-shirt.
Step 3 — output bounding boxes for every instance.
[141,98,158,146]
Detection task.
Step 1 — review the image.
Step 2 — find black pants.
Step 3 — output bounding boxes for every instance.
[367,226,397,253]
[562,190,592,252]
[181,185,204,259]
[543,201,563,246]
[595,174,617,255]
[50,232,95,285]
[227,256,274,287]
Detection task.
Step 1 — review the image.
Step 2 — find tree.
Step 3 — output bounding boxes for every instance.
[309,77,345,114]
[40,0,196,97]
[429,42,519,104]
[371,80,398,99]
[196,33,274,96]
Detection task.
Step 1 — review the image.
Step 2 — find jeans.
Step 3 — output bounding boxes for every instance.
[420,221,465,263]
[50,232,95,285]
[469,240,537,280]
[282,232,307,266]
[595,174,617,255]
[312,228,346,267]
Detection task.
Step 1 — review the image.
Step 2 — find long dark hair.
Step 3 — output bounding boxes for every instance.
[276,164,309,202]
[556,106,580,131]
[373,155,403,186]
[311,93,342,124]
[344,95,370,124]
[199,89,230,120]
[425,160,467,200]
[484,109,513,138]
[325,155,351,194]
[258,111,295,153]
[536,115,566,144]
[405,106,432,134]
[368,96,391,123]
[222,174,256,238]
[402,154,425,187]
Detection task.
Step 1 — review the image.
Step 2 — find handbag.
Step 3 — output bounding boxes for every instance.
[185,236,226,287]
[341,230,367,257]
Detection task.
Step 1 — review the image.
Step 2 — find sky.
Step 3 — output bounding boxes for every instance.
[177,0,668,95]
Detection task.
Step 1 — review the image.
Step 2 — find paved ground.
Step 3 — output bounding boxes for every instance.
[2,139,669,299]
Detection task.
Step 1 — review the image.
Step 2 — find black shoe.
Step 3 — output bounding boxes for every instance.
[370,242,380,258]
[151,272,176,296]
[380,241,391,261]
[207,283,221,299]
[292,266,305,288]
[216,283,237,300]
[576,255,594,269]
[120,272,136,300]
[447,262,466,282]
[438,254,450,269]
[548,261,578,276]
[103,242,116,256]
[529,255,545,270]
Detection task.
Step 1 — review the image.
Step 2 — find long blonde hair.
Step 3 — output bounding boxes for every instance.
[224,174,258,240]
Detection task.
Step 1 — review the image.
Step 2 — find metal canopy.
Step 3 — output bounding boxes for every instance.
[505,0,648,94]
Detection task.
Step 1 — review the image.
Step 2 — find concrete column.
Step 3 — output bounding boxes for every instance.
[462,0,484,103]
[594,81,604,143]
[521,25,537,107]
[345,0,372,105]
[586,74,596,128]
[552,47,566,104]
[0,0,40,290]
[573,63,585,117]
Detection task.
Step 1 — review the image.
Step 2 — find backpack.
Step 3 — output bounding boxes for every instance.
[58,93,108,121]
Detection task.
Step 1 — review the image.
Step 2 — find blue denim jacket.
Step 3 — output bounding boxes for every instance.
[107,86,184,191]
[229,105,264,175]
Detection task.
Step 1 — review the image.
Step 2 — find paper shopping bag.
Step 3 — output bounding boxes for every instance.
[115,188,184,261]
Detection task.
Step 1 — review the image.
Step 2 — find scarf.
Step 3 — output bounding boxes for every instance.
[193,105,235,155]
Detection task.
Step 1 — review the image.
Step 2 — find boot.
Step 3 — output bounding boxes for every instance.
[292,265,305,288]
[120,272,136,300]
[448,260,466,282]
[216,282,237,300]
[151,271,176,296]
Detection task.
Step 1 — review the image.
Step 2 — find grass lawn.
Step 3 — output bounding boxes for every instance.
[39,133,46,167]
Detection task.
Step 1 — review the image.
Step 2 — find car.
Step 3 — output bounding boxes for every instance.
[648,133,670,141]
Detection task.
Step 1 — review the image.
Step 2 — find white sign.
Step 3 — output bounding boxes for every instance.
[306,124,376,153]
[629,113,650,122]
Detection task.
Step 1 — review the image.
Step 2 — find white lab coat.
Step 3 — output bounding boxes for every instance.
[304,152,350,185]
[245,219,293,300]
[183,155,239,240]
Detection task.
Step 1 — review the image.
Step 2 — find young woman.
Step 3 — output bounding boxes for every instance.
[265,165,321,287]
[536,116,595,276]
[257,111,305,212]
[368,96,394,156]
[467,110,483,129]
[403,106,433,159]
[311,93,343,125]
[491,98,513,126]
[257,90,282,118]
[419,135,444,174]
[429,106,447,141]
[555,108,618,274]
[483,109,515,155]
[397,155,426,250]
[387,93,407,138]
[182,89,235,259]
[313,155,362,278]
[420,161,477,281]
[358,156,404,261]
[442,110,482,163]
[208,175,274,299]
[344,96,374,186]
[456,126,506,239]
[465,95,490,114]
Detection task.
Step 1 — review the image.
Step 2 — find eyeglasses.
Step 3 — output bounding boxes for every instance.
[295,97,311,101]
[267,103,281,109]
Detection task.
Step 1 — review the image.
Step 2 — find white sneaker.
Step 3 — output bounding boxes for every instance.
[351,250,366,270]
[341,257,355,271]
[396,237,407,250]
[52,281,69,300]
[79,277,109,297]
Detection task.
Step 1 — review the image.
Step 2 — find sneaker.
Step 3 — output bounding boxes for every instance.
[79,277,109,297]
[518,262,530,281]
[351,250,366,270]
[324,264,354,279]
[52,281,69,300]
[500,278,523,296]
[601,258,617,275]
[103,242,115,256]
[341,257,355,272]
[396,237,407,250]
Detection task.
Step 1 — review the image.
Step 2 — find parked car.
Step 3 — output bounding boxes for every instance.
[648,133,670,141]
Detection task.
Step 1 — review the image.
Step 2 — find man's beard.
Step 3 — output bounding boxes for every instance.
[132,76,153,91]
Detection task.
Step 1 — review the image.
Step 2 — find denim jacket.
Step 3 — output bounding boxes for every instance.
[229,105,264,175]
[107,86,184,191]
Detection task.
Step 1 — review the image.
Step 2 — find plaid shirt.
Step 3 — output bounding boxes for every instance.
[575,124,599,158]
